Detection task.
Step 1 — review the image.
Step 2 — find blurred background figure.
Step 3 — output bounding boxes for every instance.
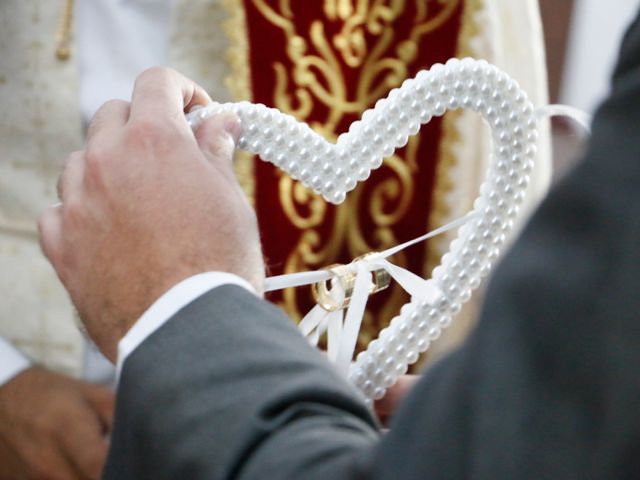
[540,0,640,177]
[560,0,639,113]
[1,0,635,478]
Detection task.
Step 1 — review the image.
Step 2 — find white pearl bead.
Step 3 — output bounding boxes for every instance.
[373,388,386,400]
[328,191,345,204]
[344,177,357,190]
[382,375,395,388]
[395,133,409,148]
[237,137,249,150]
[350,369,365,385]
[356,167,370,181]
[406,350,419,364]
[416,338,430,352]
[382,143,394,157]
[420,111,432,123]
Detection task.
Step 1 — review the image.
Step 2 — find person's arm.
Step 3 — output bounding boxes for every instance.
[43,17,640,477]
[108,285,379,479]
[0,365,114,479]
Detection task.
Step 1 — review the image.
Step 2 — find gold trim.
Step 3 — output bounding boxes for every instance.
[221,0,256,204]
[56,0,74,60]
[418,0,487,369]
[426,0,484,275]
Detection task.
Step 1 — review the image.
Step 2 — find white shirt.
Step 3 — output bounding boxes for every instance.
[0,338,31,385]
[116,273,256,379]
[0,0,250,386]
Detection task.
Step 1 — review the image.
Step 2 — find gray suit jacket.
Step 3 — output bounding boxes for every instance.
[104,13,640,480]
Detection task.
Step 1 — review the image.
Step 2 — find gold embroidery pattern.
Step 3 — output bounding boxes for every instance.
[427,0,484,274]
[416,0,486,369]
[251,0,461,340]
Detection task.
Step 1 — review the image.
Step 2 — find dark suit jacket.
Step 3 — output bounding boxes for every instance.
[104,13,640,480]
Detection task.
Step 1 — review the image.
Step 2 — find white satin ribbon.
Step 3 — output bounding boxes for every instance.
[536,104,592,136]
[263,103,589,377]
[264,213,475,376]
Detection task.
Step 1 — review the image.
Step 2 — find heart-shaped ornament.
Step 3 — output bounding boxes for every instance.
[188,58,538,405]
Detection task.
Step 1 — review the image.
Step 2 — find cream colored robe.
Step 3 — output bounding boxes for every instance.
[0,0,238,376]
[0,0,549,376]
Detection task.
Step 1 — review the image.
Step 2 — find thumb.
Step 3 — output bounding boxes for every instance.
[195,111,241,171]
[83,384,116,433]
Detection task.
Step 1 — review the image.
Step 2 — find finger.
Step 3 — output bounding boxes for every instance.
[194,112,240,170]
[374,374,420,418]
[57,402,109,480]
[82,385,115,433]
[0,439,24,478]
[33,448,79,480]
[87,99,130,144]
[129,67,211,125]
[56,151,85,203]
[40,154,83,280]
[38,205,64,271]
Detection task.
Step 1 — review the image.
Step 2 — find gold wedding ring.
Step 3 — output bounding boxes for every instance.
[312,255,391,312]
[312,264,356,312]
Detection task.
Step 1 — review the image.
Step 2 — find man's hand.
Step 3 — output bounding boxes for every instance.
[0,367,113,480]
[39,68,265,361]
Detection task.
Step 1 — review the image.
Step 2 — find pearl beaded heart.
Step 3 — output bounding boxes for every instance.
[188,58,539,405]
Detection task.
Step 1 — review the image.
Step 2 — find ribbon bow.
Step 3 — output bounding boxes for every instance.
[264,213,475,376]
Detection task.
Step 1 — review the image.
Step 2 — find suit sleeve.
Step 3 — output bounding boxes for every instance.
[105,14,640,480]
